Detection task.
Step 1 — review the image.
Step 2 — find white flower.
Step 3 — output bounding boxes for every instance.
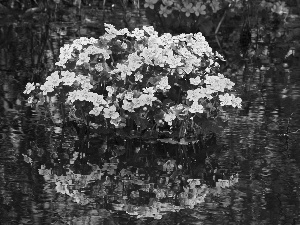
[76,52,90,66]
[121,42,127,49]
[55,44,74,68]
[110,116,123,127]
[40,82,55,95]
[81,80,93,90]
[95,63,103,72]
[132,97,143,108]
[112,63,132,80]
[159,4,172,17]
[139,94,157,106]
[143,26,158,36]
[24,82,35,94]
[189,102,204,113]
[85,45,103,55]
[187,89,206,101]
[89,106,104,116]
[73,37,98,46]
[61,71,76,86]
[103,105,119,119]
[143,87,156,95]
[90,93,107,106]
[224,78,235,90]
[156,76,171,92]
[130,28,145,41]
[210,0,221,13]
[67,90,79,103]
[122,99,135,112]
[104,23,122,36]
[134,71,143,82]
[181,2,195,17]
[106,86,115,97]
[271,1,289,15]
[55,182,67,195]
[46,71,61,87]
[219,93,233,106]
[144,0,158,9]
[162,0,174,7]
[190,76,202,85]
[164,112,176,125]
[231,95,242,108]
[125,91,134,101]
[27,96,34,104]
[128,52,143,71]
[193,2,206,16]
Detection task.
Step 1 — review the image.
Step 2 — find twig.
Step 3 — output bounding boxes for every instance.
[215,9,227,36]
[214,5,229,51]
[291,129,300,134]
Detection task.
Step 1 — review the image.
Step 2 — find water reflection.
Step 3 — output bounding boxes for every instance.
[1,64,300,224]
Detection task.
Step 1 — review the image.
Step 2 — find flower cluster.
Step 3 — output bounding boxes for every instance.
[219,93,242,108]
[24,24,242,129]
[144,0,288,18]
[144,0,228,17]
[39,162,104,205]
[260,0,289,15]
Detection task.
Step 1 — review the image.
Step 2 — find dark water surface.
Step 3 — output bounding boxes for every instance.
[1,62,300,225]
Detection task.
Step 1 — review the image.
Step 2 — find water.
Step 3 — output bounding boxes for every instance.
[1,52,300,225]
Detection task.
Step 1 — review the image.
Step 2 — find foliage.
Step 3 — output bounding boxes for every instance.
[1,0,300,224]
[144,0,289,34]
[143,0,292,64]
[23,24,242,144]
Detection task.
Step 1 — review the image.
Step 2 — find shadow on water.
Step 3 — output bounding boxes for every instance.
[0,61,300,224]
[1,20,300,225]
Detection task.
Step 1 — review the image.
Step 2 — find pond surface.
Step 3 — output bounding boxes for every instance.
[1,58,300,224]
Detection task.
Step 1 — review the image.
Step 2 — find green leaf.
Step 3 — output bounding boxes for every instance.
[162,99,174,111]
[198,19,214,36]
[154,109,164,123]
[148,76,161,85]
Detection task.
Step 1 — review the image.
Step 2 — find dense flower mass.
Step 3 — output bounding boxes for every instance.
[24,24,242,128]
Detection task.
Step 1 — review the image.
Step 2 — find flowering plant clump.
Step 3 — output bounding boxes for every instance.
[260,0,289,15]
[144,0,223,17]
[24,24,241,138]
[144,0,289,18]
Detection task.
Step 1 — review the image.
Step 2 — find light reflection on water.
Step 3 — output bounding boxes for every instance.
[216,65,300,224]
[0,65,300,224]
